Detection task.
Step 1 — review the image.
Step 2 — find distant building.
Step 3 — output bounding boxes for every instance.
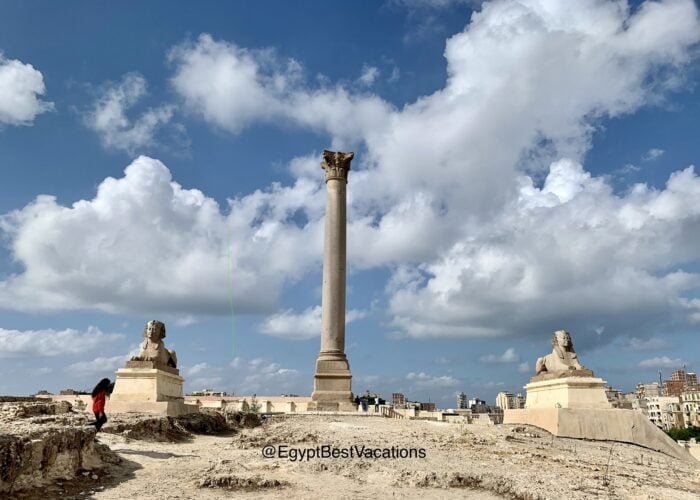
[33,390,52,396]
[605,386,632,409]
[421,402,436,412]
[469,398,487,413]
[392,393,406,407]
[635,382,661,399]
[189,389,228,397]
[681,387,700,428]
[59,389,80,395]
[647,396,683,431]
[496,392,525,410]
[664,369,698,397]
[456,392,468,409]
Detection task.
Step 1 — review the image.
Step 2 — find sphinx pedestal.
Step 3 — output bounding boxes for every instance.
[524,376,611,409]
[107,361,198,416]
[504,376,695,463]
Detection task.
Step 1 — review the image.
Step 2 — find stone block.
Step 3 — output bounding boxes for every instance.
[110,368,184,402]
[107,367,196,416]
[525,376,611,409]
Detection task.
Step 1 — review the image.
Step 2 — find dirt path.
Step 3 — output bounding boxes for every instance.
[84,415,698,499]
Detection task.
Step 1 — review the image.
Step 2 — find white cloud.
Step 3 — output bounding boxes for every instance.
[642,148,665,162]
[189,377,224,389]
[518,362,530,373]
[388,161,700,339]
[180,356,303,395]
[0,156,326,314]
[67,355,128,374]
[479,347,520,363]
[357,65,380,86]
[639,356,686,369]
[184,362,212,376]
[0,52,53,126]
[406,371,459,388]
[0,326,124,358]
[259,305,367,340]
[84,73,176,153]
[169,34,394,143]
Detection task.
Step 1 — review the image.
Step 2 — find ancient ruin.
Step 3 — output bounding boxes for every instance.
[308,150,356,411]
[534,329,593,379]
[130,320,178,368]
[108,320,197,416]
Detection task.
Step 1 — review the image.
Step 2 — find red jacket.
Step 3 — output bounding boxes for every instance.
[92,390,106,413]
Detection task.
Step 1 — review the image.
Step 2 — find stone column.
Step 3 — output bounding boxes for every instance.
[309,150,355,411]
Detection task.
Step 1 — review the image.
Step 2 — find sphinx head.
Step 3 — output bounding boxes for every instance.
[552,329,574,352]
[144,320,166,342]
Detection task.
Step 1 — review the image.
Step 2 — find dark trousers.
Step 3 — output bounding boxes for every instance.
[92,411,108,431]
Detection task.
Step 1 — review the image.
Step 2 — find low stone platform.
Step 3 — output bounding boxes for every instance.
[504,407,696,464]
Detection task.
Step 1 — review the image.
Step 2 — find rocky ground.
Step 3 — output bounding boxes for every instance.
[0,399,120,497]
[2,405,699,499]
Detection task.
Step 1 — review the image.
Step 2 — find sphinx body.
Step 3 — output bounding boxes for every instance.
[535,330,588,377]
[131,320,178,368]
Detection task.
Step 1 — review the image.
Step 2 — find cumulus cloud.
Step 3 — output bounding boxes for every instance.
[84,73,177,153]
[169,34,393,144]
[0,156,326,314]
[67,355,128,374]
[406,371,459,388]
[480,348,519,363]
[518,362,530,373]
[259,305,367,340]
[0,52,53,126]
[0,326,124,358]
[388,161,700,340]
[639,356,686,369]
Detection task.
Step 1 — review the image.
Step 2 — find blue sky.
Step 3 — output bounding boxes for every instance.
[1,0,699,407]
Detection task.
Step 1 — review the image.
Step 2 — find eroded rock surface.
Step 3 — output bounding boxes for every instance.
[0,400,120,495]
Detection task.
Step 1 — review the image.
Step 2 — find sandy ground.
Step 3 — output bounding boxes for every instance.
[70,415,700,499]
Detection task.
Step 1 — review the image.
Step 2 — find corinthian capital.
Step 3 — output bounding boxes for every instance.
[321,150,354,182]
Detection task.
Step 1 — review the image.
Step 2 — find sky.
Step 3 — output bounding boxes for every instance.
[0,0,699,407]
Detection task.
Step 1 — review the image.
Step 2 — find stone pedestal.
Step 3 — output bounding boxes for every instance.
[107,361,197,416]
[525,376,611,409]
[505,375,695,463]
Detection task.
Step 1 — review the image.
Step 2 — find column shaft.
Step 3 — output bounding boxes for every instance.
[320,178,346,353]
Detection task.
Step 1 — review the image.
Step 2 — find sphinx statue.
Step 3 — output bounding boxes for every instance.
[130,320,178,368]
[534,330,592,379]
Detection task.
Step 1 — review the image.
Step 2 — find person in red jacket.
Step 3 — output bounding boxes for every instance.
[90,378,111,431]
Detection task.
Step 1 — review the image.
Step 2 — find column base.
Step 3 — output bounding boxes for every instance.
[310,351,354,411]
